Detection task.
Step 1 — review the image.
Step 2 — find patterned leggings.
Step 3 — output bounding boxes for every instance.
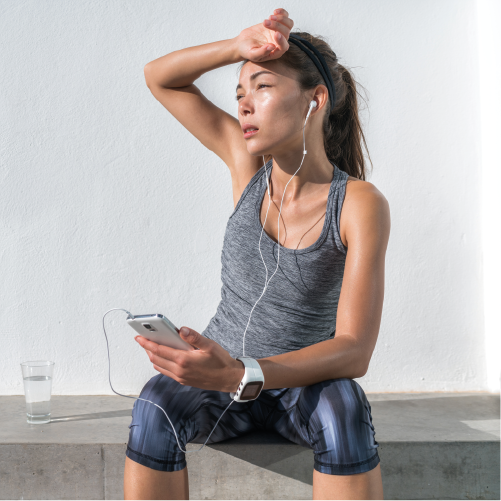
[126,374,380,475]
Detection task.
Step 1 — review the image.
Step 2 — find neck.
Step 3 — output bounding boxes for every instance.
[265,151,334,202]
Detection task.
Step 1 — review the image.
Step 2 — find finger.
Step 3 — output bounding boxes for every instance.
[268,13,294,30]
[274,30,289,52]
[263,18,289,40]
[136,336,160,355]
[151,364,187,385]
[268,30,288,55]
[179,327,213,351]
[147,349,186,376]
[251,43,276,60]
[137,336,185,364]
[273,8,289,18]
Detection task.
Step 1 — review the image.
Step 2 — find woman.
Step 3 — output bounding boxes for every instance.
[124,8,390,500]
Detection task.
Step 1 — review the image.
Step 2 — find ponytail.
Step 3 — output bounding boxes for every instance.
[324,62,371,180]
[239,31,372,180]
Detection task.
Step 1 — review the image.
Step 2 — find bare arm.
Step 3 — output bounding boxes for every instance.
[143,9,294,185]
[143,39,244,171]
[258,181,391,388]
[135,180,391,392]
[136,181,390,392]
[144,38,243,89]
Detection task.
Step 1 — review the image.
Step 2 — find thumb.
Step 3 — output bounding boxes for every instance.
[253,44,274,59]
[179,327,211,351]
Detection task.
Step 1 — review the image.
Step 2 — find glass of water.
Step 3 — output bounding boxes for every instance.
[20,361,55,424]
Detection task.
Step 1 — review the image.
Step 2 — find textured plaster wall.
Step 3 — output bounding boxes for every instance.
[1,0,499,395]
[477,0,501,393]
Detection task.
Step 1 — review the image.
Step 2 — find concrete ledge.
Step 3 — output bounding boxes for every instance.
[0,392,499,500]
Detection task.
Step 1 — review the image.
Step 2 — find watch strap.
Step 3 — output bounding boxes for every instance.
[236,356,263,375]
[230,356,265,402]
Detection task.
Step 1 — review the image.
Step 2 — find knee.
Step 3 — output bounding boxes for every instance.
[126,375,191,468]
[299,379,379,474]
[302,378,365,417]
[129,374,186,437]
[301,378,374,443]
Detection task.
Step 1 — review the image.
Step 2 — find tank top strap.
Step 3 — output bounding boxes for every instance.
[229,159,272,221]
[329,162,349,256]
[207,158,349,359]
[229,159,348,256]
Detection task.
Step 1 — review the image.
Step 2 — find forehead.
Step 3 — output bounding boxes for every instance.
[236,60,295,91]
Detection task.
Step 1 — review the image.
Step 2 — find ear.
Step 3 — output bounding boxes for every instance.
[312,84,329,113]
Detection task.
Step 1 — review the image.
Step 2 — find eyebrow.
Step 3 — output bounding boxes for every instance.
[236,70,275,93]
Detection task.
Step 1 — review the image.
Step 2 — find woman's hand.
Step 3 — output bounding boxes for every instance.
[235,8,294,62]
[135,327,245,393]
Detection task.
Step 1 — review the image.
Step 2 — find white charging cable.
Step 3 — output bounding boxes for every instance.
[102,308,234,454]
[102,100,316,454]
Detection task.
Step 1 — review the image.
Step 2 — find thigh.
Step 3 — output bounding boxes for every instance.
[126,373,256,472]
[272,378,381,475]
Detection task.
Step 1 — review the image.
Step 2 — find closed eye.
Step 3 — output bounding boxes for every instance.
[235,84,269,101]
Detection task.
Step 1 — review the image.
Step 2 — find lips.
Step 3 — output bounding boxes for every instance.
[242,123,259,138]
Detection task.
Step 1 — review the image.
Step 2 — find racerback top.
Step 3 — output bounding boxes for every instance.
[201,158,349,360]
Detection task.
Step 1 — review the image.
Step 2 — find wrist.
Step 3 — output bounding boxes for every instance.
[228,36,245,64]
[227,358,245,393]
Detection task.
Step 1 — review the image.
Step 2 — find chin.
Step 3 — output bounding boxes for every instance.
[247,146,265,157]
[247,142,274,158]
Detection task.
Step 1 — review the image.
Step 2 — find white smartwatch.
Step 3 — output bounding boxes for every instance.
[230,357,265,402]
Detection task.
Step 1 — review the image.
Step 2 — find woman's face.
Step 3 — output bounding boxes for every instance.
[236,60,305,157]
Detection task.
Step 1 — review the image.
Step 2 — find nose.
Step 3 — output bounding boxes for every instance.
[238,94,253,116]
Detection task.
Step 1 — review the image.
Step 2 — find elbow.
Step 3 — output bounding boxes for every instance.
[350,364,368,379]
[353,342,372,378]
[357,364,369,379]
[143,63,153,89]
[354,353,370,379]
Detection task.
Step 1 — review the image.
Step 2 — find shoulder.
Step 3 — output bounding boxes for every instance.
[343,176,389,211]
[228,152,266,209]
[339,175,391,251]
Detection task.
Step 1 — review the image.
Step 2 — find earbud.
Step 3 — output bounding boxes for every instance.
[303,101,317,154]
[305,100,317,121]
[264,108,316,194]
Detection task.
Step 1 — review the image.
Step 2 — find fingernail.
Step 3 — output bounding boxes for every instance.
[264,20,271,26]
[277,32,282,40]
[181,327,190,336]
[270,15,277,20]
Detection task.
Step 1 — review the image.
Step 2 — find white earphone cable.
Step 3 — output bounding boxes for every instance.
[241,100,316,356]
[102,100,316,453]
[102,308,234,454]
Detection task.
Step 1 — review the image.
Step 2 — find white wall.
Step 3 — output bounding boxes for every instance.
[1,0,498,395]
[477,0,501,393]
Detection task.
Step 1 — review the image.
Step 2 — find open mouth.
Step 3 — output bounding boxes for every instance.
[243,128,259,138]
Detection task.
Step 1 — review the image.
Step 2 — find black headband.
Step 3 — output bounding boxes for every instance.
[287,33,336,113]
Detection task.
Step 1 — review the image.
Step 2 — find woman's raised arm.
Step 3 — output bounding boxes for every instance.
[143,9,294,175]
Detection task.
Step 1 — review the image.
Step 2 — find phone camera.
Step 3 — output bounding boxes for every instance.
[142,323,156,331]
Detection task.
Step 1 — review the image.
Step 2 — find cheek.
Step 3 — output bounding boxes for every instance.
[258,100,298,132]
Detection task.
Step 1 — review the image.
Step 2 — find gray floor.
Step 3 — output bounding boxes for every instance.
[0,391,499,499]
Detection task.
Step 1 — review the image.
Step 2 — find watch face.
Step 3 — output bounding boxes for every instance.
[240,381,263,400]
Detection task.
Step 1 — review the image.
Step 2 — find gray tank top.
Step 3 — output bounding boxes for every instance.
[201,158,349,360]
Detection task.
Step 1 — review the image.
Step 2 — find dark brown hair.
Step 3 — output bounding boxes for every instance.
[238,31,372,180]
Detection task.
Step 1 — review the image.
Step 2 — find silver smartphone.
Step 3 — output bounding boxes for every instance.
[127,313,194,351]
